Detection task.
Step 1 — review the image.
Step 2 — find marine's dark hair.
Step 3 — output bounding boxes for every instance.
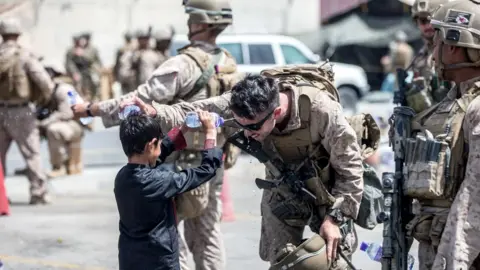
[119,115,163,157]
[229,74,280,120]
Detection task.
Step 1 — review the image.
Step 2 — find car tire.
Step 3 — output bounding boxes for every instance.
[338,86,359,116]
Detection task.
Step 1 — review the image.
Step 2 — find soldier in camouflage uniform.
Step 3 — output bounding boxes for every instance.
[154,25,175,61]
[118,29,164,94]
[65,32,102,102]
[422,1,480,269]
[113,31,135,84]
[404,0,452,113]
[391,0,480,269]
[0,18,54,204]
[72,1,241,269]
[38,62,85,178]
[125,64,372,269]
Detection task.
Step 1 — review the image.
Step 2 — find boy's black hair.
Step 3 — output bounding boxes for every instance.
[229,74,280,120]
[119,114,164,157]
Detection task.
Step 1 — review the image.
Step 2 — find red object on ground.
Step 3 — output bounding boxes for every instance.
[221,171,235,222]
[0,158,10,216]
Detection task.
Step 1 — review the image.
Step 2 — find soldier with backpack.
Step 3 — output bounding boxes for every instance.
[0,18,54,204]
[125,64,382,270]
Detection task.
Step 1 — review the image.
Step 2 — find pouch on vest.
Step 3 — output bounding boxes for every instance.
[405,77,434,114]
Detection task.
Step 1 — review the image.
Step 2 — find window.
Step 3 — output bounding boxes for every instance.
[248,44,275,64]
[280,44,312,64]
[218,43,244,64]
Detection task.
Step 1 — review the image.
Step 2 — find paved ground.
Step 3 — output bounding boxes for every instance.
[0,117,419,270]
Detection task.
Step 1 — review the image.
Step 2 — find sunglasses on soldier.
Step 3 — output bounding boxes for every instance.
[234,110,275,131]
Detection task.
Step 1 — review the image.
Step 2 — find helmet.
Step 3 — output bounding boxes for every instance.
[153,25,175,40]
[430,0,480,77]
[269,234,330,270]
[412,0,451,19]
[124,31,133,40]
[0,18,22,35]
[135,29,150,39]
[185,0,233,25]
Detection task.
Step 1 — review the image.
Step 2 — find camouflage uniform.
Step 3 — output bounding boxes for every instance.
[95,1,239,269]
[37,65,84,178]
[65,34,102,102]
[424,1,480,269]
[0,19,54,204]
[113,32,135,83]
[150,65,367,270]
[118,30,165,94]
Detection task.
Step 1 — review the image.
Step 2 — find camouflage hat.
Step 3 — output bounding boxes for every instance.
[153,26,175,40]
[430,0,480,50]
[269,234,330,270]
[185,0,233,25]
[0,18,22,35]
[412,0,451,19]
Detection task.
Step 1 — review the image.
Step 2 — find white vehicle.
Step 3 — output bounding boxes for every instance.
[169,34,370,114]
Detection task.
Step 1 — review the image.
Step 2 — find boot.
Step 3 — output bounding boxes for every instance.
[29,193,51,205]
[13,167,28,176]
[68,140,83,175]
[47,165,67,179]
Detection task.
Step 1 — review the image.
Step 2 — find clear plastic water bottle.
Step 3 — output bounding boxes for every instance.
[360,242,414,270]
[118,105,141,120]
[67,90,93,125]
[185,111,224,128]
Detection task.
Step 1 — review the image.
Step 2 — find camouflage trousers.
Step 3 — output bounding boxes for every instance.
[178,162,225,270]
[259,189,357,270]
[0,105,47,196]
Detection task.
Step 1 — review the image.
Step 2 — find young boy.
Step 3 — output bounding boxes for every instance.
[114,111,222,270]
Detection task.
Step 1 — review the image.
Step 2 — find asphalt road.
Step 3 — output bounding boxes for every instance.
[1,115,419,270]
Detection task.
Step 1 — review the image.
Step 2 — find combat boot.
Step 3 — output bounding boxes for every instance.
[47,165,67,179]
[67,140,83,175]
[29,193,51,205]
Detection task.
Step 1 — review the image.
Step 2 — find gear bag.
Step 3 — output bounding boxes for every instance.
[261,64,383,230]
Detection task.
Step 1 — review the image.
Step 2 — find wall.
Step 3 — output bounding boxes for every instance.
[2,0,320,68]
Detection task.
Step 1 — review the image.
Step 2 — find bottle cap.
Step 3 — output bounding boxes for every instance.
[359,242,368,251]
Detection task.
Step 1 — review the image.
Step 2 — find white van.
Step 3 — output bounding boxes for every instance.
[170,34,370,114]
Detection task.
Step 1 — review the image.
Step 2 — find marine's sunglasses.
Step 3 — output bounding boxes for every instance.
[233,110,275,131]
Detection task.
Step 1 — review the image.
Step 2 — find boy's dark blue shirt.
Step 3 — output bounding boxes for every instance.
[114,127,223,270]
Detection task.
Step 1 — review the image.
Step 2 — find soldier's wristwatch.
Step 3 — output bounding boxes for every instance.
[327,208,345,225]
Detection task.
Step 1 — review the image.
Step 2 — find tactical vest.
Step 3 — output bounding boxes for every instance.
[404,84,480,206]
[0,46,31,102]
[176,44,239,150]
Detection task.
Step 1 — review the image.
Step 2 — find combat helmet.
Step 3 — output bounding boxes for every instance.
[184,0,233,26]
[430,0,480,76]
[269,234,330,270]
[412,0,451,19]
[0,18,22,35]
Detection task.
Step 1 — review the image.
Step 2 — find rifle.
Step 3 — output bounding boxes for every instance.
[377,106,415,270]
[393,68,409,106]
[226,130,316,202]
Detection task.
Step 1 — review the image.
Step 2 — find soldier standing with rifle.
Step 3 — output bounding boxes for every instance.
[425,1,480,269]
[119,64,384,270]
[382,0,480,269]
[395,0,452,114]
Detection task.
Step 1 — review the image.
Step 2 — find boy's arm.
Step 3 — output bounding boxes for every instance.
[158,126,187,162]
[144,147,223,200]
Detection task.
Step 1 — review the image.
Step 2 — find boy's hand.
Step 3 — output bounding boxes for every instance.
[197,110,217,138]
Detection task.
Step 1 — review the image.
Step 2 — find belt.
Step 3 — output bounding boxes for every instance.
[0,102,29,108]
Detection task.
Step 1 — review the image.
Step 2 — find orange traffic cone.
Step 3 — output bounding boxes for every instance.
[221,172,235,222]
[0,158,10,216]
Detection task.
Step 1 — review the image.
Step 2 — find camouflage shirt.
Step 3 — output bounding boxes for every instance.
[151,89,364,219]
[432,76,480,270]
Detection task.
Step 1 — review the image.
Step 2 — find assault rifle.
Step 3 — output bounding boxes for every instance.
[377,106,416,270]
[226,130,316,202]
[393,68,409,106]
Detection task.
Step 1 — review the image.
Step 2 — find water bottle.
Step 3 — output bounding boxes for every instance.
[67,90,93,125]
[360,242,414,270]
[185,111,224,128]
[118,105,141,120]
